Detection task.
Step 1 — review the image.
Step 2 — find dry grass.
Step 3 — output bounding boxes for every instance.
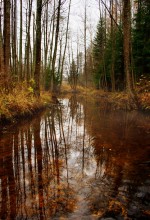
[1,81,149,122]
[60,82,150,110]
[138,92,150,110]
[0,84,52,121]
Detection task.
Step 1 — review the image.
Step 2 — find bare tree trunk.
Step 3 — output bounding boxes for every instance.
[122,0,140,108]
[57,35,62,82]
[51,0,61,92]
[49,0,56,77]
[26,0,33,82]
[11,0,17,78]
[43,0,49,73]
[3,0,11,89]
[0,5,4,88]
[19,0,23,81]
[60,0,71,86]
[110,0,115,91]
[84,2,87,88]
[122,0,133,94]
[32,12,36,78]
[34,0,42,97]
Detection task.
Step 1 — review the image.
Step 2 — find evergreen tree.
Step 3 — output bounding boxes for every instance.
[93,18,106,89]
[68,59,78,90]
[105,28,124,91]
[133,0,150,78]
[93,19,124,91]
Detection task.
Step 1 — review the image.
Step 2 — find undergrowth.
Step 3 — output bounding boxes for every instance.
[0,83,52,121]
[60,82,150,111]
[1,79,149,123]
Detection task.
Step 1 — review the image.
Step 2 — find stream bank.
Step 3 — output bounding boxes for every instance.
[1,83,150,125]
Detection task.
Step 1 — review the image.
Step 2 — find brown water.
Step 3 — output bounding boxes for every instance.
[0,96,150,220]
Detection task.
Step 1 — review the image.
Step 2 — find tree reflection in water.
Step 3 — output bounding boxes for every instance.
[0,96,150,219]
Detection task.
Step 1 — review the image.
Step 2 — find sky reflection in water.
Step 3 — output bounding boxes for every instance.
[0,96,150,220]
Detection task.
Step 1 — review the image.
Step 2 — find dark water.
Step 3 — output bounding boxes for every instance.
[0,96,150,220]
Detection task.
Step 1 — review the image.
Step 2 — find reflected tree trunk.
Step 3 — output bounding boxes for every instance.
[0,134,16,219]
[34,120,44,219]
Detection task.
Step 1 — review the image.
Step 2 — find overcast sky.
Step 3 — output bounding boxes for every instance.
[68,0,100,53]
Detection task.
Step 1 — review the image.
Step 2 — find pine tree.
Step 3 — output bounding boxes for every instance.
[133,0,150,78]
[93,18,106,89]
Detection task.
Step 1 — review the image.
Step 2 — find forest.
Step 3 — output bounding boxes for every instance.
[0,0,150,121]
[0,1,150,219]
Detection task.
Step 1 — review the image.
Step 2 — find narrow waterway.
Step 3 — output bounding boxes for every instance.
[0,96,150,220]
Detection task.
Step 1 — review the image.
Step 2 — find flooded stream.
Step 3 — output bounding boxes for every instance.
[0,96,150,220]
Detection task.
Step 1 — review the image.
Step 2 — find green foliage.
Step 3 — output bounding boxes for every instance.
[132,0,150,78]
[68,60,78,89]
[93,19,106,60]
[54,70,61,86]
[104,28,124,90]
[92,1,150,91]
[26,78,35,95]
[29,78,35,87]
[93,18,106,89]
[45,66,61,91]
[93,18,124,91]
[28,86,34,94]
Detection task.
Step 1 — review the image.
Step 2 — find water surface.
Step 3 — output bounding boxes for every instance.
[0,96,150,219]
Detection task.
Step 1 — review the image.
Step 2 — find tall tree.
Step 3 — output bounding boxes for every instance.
[122,0,141,108]
[11,0,17,77]
[34,0,42,97]
[110,0,115,91]
[3,0,11,88]
[0,4,4,88]
[84,1,87,88]
[60,0,71,86]
[133,0,150,78]
[26,0,33,82]
[51,0,61,92]
[122,0,133,94]
[19,0,23,80]
[93,19,106,89]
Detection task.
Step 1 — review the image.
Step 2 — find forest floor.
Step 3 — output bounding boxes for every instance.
[0,81,150,124]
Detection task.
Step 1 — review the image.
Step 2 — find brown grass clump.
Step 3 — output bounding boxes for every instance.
[138,92,150,110]
[60,82,150,110]
[0,83,52,122]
